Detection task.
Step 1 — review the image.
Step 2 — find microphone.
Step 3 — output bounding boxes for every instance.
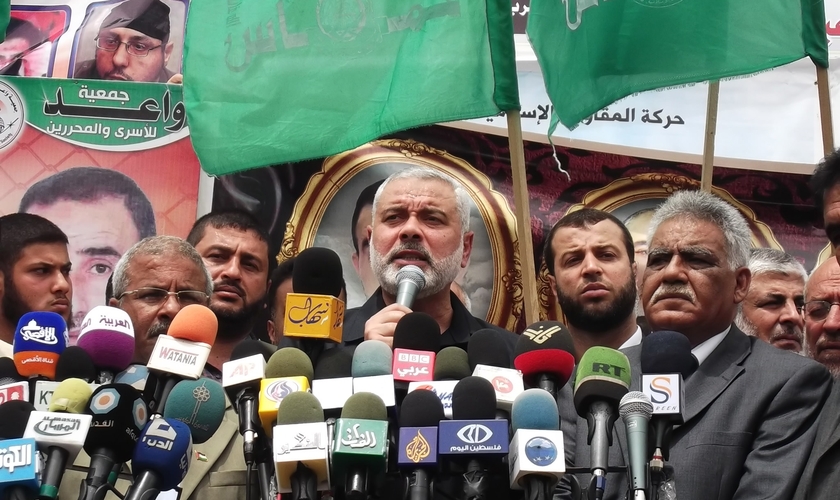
[124,418,193,500]
[395,265,426,308]
[13,312,68,380]
[352,340,396,408]
[439,376,509,499]
[398,389,444,500]
[273,392,330,498]
[468,329,523,414]
[23,379,93,500]
[311,347,354,418]
[392,312,439,385]
[619,392,653,500]
[574,347,632,500]
[0,357,23,386]
[514,321,576,400]
[0,400,39,500]
[147,304,218,414]
[284,247,345,344]
[223,340,268,465]
[55,347,97,383]
[258,348,313,435]
[76,306,135,384]
[640,331,697,471]
[332,392,389,500]
[78,384,150,500]
[408,346,471,418]
[162,378,226,444]
[509,389,565,499]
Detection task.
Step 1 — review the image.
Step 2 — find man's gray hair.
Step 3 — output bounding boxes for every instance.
[372,167,472,233]
[648,190,752,269]
[112,235,213,298]
[747,248,807,282]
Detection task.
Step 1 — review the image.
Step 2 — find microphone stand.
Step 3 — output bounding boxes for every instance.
[523,476,552,500]
[462,460,489,500]
[290,462,318,500]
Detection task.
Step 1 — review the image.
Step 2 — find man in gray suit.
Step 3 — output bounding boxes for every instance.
[794,148,840,500]
[564,190,830,500]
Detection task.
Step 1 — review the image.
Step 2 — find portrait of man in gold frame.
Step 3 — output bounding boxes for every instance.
[281,138,523,331]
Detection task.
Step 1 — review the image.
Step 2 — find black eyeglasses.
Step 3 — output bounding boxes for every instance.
[801,300,840,322]
[95,35,162,57]
[118,287,208,307]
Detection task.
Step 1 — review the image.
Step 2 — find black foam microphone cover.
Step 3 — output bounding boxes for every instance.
[0,400,35,438]
[393,312,440,352]
[83,383,149,462]
[468,329,510,370]
[400,389,445,427]
[313,346,354,379]
[292,247,344,297]
[452,376,497,420]
[0,356,22,384]
[55,346,98,382]
[231,339,275,362]
[640,330,698,378]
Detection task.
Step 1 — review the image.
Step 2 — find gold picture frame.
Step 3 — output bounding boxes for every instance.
[280,138,523,331]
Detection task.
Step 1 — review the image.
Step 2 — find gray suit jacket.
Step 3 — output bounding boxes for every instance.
[560,326,830,500]
[793,381,840,500]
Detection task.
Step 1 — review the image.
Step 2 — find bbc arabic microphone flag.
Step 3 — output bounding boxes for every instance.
[527,0,829,132]
[183,0,519,176]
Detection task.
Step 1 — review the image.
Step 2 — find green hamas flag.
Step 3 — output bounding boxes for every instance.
[527,0,829,131]
[184,0,519,176]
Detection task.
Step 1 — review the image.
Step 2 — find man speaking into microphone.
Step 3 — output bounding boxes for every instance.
[341,167,517,360]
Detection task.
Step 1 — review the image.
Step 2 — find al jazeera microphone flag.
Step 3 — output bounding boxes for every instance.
[182,0,519,176]
[527,0,829,132]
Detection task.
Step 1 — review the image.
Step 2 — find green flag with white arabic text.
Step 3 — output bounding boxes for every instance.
[527,0,829,130]
[184,0,519,176]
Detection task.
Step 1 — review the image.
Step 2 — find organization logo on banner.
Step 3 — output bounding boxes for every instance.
[524,437,558,466]
[266,380,300,402]
[0,80,24,150]
[522,324,562,344]
[491,376,513,394]
[19,320,58,345]
[642,374,681,414]
[34,415,83,436]
[456,424,493,445]
[405,430,431,463]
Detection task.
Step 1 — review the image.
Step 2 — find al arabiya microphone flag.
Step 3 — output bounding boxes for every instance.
[183,0,519,176]
[527,0,829,132]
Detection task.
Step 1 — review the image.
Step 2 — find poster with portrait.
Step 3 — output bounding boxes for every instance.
[212,124,826,334]
[0,75,200,343]
[4,0,187,82]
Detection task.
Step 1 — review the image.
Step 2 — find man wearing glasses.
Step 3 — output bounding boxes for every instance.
[73,0,177,83]
[108,235,212,364]
[803,257,840,375]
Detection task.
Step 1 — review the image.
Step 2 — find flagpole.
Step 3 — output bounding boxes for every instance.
[506,110,540,326]
[817,66,835,156]
[700,81,720,193]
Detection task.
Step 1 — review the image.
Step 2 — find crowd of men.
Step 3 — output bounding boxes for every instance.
[3,150,840,499]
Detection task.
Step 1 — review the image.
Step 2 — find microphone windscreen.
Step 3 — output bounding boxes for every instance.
[511,389,560,433]
[114,364,153,392]
[49,378,93,413]
[574,347,631,418]
[83,383,149,462]
[133,418,193,490]
[514,350,576,388]
[163,378,226,444]
[452,376,496,420]
[0,400,36,438]
[618,391,653,419]
[314,346,354,379]
[340,392,387,421]
[351,340,392,378]
[640,330,698,379]
[231,339,276,362]
[400,389,444,427]
[266,347,314,382]
[393,312,440,352]
[13,311,68,379]
[468,329,510,370]
[77,305,135,371]
[0,357,22,383]
[292,247,344,297]
[168,304,218,345]
[433,347,470,381]
[515,321,576,358]
[55,346,97,382]
[276,391,324,424]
